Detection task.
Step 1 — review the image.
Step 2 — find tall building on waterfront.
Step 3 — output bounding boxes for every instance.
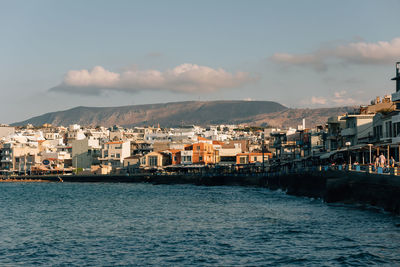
[391,62,400,110]
[392,62,400,92]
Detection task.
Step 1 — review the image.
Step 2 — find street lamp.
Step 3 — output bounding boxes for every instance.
[345,141,351,165]
[261,133,265,173]
[368,144,373,165]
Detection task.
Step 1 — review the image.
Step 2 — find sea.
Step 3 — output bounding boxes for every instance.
[0,182,399,266]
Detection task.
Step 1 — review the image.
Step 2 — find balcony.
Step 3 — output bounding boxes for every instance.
[341,128,356,136]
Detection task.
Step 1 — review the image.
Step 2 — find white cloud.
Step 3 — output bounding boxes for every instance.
[64,66,120,87]
[311,96,327,105]
[271,37,400,70]
[333,90,347,98]
[309,91,358,106]
[50,64,256,95]
[336,38,400,64]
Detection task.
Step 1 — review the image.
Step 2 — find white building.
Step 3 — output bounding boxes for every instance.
[100,141,131,168]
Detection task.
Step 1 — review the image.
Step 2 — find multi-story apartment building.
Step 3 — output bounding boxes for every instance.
[186,142,217,165]
[72,138,101,169]
[326,116,346,151]
[99,141,131,167]
[0,142,39,174]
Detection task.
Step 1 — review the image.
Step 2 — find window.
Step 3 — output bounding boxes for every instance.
[149,156,158,166]
[183,156,192,162]
[396,123,400,137]
[239,157,247,164]
[104,150,108,157]
[254,156,257,161]
[385,122,392,138]
[116,153,120,158]
[199,156,203,161]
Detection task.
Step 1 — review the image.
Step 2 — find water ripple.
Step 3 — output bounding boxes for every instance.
[0,183,399,266]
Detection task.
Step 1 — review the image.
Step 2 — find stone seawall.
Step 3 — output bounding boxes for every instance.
[2,171,400,214]
[266,170,400,215]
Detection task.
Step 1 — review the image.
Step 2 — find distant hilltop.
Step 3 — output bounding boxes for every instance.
[12,100,354,128]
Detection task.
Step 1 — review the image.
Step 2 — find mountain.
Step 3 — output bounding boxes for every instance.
[13,100,289,127]
[247,106,355,128]
[12,100,354,128]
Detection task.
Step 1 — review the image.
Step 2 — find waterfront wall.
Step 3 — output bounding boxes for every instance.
[265,170,400,215]
[2,170,400,215]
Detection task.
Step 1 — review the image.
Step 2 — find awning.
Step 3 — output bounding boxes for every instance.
[320,151,337,159]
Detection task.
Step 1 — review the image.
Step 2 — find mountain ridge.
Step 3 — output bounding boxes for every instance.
[12,100,354,128]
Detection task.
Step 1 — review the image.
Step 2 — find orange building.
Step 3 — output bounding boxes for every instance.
[186,143,217,164]
[168,149,182,165]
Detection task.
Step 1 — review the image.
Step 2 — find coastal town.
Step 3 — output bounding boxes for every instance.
[1,63,400,177]
[3,2,400,266]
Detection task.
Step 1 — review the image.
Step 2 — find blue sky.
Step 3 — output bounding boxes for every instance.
[1,0,400,123]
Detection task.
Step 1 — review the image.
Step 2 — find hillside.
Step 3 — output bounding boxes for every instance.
[248,106,355,128]
[13,100,289,127]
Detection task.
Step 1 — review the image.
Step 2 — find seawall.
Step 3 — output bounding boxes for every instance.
[2,171,400,215]
[266,170,400,215]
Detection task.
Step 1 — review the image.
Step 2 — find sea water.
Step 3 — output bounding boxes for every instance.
[0,183,399,266]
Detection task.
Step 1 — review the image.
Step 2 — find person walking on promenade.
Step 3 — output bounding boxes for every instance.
[374,155,379,169]
[379,153,386,168]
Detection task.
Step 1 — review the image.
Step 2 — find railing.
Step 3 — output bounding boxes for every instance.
[315,164,398,176]
[268,163,400,177]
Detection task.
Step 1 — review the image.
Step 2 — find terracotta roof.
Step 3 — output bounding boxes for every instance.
[212,140,224,145]
[168,149,181,153]
[106,141,123,145]
[197,136,210,141]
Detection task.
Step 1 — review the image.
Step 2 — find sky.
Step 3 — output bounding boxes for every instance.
[1,0,400,123]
